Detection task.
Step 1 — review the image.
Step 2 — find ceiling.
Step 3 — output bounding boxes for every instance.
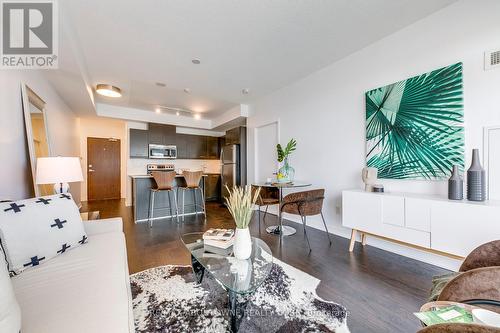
[54,0,457,121]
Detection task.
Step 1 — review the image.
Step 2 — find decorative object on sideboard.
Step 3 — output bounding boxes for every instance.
[362,167,378,191]
[448,165,464,200]
[225,185,260,260]
[372,184,384,193]
[276,138,297,183]
[35,157,84,194]
[467,149,486,201]
[366,62,464,180]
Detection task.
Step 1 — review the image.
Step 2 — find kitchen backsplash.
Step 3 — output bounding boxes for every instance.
[128,158,222,175]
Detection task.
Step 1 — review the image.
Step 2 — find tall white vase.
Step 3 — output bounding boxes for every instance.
[233,228,252,260]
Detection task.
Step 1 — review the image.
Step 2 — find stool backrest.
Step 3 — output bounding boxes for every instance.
[151,171,176,190]
[281,189,325,216]
[183,171,203,188]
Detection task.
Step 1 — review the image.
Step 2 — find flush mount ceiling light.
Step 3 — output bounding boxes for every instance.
[183,88,191,94]
[155,108,161,113]
[95,84,122,98]
[194,114,201,120]
[191,59,201,64]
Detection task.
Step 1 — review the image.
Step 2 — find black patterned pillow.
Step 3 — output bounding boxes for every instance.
[0,193,88,275]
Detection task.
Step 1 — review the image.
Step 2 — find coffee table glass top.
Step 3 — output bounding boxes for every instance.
[181,232,273,295]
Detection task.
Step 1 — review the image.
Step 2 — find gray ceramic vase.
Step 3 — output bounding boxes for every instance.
[467,149,486,201]
[448,165,463,200]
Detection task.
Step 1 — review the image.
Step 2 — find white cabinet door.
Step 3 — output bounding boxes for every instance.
[342,191,382,234]
[431,202,500,257]
[381,196,405,227]
[405,198,431,232]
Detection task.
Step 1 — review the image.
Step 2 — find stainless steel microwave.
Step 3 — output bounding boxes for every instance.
[148,144,177,159]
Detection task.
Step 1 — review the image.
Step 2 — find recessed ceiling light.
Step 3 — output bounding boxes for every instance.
[242,88,250,95]
[183,88,191,94]
[155,82,166,87]
[194,114,201,120]
[191,59,201,64]
[155,108,161,113]
[176,111,180,116]
[96,84,122,98]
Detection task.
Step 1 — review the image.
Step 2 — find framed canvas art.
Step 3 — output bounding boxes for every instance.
[366,62,464,180]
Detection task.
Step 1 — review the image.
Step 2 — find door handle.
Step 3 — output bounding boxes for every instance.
[89,169,95,172]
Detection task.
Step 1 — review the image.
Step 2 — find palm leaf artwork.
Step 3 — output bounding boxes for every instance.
[366,63,464,179]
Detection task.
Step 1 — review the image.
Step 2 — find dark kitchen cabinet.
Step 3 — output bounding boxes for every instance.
[176,134,190,159]
[204,174,221,201]
[148,123,176,146]
[129,129,149,158]
[188,135,207,159]
[206,136,219,159]
[225,127,241,145]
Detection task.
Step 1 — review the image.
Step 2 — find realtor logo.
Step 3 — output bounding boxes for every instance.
[1,0,58,68]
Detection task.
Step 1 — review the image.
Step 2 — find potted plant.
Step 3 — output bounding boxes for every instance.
[225,185,260,260]
[276,138,297,183]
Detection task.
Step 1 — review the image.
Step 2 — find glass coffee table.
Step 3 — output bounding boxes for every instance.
[181,232,273,332]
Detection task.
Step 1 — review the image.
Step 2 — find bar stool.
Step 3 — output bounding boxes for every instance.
[178,171,206,221]
[280,189,332,252]
[149,171,178,227]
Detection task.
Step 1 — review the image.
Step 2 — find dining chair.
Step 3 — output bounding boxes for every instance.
[251,185,280,233]
[149,171,178,227]
[280,189,332,251]
[178,171,206,221]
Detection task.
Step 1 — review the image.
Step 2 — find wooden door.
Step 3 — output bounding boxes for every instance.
[87,137,121,201]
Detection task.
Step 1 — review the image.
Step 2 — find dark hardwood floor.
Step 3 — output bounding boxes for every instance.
[81,199,449,333]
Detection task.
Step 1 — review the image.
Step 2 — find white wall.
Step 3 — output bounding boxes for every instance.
[0,71,81,203]
[78,117,128,201]
[247,0,500,270]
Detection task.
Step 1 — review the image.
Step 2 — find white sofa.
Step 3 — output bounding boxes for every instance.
[11,218,134,333]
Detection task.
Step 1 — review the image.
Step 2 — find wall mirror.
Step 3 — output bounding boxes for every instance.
[21,83,52,196]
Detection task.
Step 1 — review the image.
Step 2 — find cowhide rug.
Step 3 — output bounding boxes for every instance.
[130,259,350,332]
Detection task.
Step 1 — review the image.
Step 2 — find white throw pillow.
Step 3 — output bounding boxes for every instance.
[0,249,21,333]
[0,193,88,275]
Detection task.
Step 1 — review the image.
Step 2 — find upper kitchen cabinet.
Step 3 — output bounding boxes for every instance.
[206,136,219,159]
[188,135,207,159]
[129,129,149,158]
[148,123,176,146]
[225,127,241,145]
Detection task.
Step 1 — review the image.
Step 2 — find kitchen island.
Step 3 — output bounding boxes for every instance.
[131,174,208,223]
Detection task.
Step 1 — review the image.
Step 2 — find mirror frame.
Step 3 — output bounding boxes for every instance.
[21,83,51,197]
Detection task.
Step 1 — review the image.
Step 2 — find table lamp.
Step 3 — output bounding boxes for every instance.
[36,157,84,194]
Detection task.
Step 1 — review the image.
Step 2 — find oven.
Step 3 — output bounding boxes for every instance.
[148,144,177,159]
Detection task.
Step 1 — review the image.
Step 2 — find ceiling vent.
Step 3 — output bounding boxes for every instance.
[485,49,500,70]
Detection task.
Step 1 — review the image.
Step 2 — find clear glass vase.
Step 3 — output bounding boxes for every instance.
[277,157,295,183]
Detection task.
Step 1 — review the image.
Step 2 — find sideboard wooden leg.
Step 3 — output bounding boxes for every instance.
[349,229,357,252]
[361,233,367,246]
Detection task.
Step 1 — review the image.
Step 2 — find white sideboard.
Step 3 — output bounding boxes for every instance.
[342,189,500,258]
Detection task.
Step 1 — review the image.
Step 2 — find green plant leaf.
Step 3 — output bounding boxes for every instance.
[277,139,297,162]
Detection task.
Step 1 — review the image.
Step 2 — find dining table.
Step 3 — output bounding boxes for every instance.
[252,181,312,236]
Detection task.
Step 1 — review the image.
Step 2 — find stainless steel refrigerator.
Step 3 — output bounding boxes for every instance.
[221,144,240,201]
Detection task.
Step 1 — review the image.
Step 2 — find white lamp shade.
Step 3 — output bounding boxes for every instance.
[36,157,84,184]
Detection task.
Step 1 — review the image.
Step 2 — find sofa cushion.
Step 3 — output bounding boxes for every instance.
[0,248,21,333]
[0,194,87,275]
[11,230,133,333]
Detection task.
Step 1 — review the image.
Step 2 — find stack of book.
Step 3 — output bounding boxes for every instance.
[203,228,235,256]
